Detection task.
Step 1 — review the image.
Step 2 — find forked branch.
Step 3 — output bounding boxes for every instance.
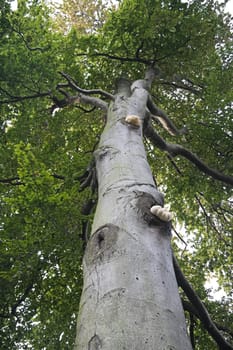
[147,96,187,136]
[51,93,108,113]
[58,72,114,101]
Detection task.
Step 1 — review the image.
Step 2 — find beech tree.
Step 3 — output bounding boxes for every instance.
[0,0,232,349]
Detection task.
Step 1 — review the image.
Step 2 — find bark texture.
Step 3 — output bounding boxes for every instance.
[74,79,192,350]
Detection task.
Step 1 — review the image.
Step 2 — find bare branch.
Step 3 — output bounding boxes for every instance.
[158,79,202,95]
[182,299,233,340]
[77,105,96,113]
[0,174,65,186]
[51,93,108,113]
[166,154,183,175]
[169,144,233,186]
[11,282,34,316]
[79,159,97,193]
[76,52,153,66]
[81,198,96,247]
[172,225,187,246]
[52,174,65,180]
[194,193,230,245]
[189,313,196,349]
[0,312,10,319]
[144,123,233,186]
[173,254,233,350]
[79,170,93,191]
[195,194,211,227]
[0,177,22,185]
[78,94,108,111]
[156,37,191,62]
[11,27,48,52]
[147,96,187,136]
[0,90,51,105]
[58,72,114,101]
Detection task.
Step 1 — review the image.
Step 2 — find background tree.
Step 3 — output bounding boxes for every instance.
[0,0,232,349]
[52,0,110,34]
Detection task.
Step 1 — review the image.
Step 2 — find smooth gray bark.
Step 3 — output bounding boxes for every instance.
[74,78,192,350]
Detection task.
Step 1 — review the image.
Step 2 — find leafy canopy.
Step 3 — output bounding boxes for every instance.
[0,0,232,349]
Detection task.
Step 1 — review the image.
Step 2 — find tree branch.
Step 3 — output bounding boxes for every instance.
[76,51,154,66]
[172,225,187,246]
[81,198,96,246]
[77,94,108,111]
[0,90,51,105]
[11,26,48,52]
[0,174,65,185]
[77,105,96,113]
[147,96,187,136]
[51,93,108,113]
[167,154,183,175]
[156,37,191,62]
[0,177,22,185]
[144,123,233,186]
[158,79,202,95]
[11,282,34,316]
[79,159,97,193]
[58,72,114,101]
[189,312,196,349]
[182,299,233,340]
[173,254,233,350]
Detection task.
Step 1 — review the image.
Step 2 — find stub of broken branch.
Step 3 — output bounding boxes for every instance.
[125,115,141,127]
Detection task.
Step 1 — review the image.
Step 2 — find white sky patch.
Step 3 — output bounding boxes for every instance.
[11,0,18,10]
[225,0,233,13]
[173,223,228,302]
[205,276,227,300]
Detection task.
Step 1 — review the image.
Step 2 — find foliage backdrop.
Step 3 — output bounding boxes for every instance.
[0,0,232,348]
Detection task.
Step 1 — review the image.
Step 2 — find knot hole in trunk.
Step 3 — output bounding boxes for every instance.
[97,231,105,249]
[84,224,119,266]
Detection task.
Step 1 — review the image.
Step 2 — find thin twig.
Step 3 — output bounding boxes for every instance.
[0,91,51,105]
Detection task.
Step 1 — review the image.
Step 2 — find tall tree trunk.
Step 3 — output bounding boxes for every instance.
[74,76,192,350]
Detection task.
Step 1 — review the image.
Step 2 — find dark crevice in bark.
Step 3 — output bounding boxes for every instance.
[97,232,105,249]
[101,182,157,198]
[88,334,102,350]
[81,198,97,246]
[95,146,120,162]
